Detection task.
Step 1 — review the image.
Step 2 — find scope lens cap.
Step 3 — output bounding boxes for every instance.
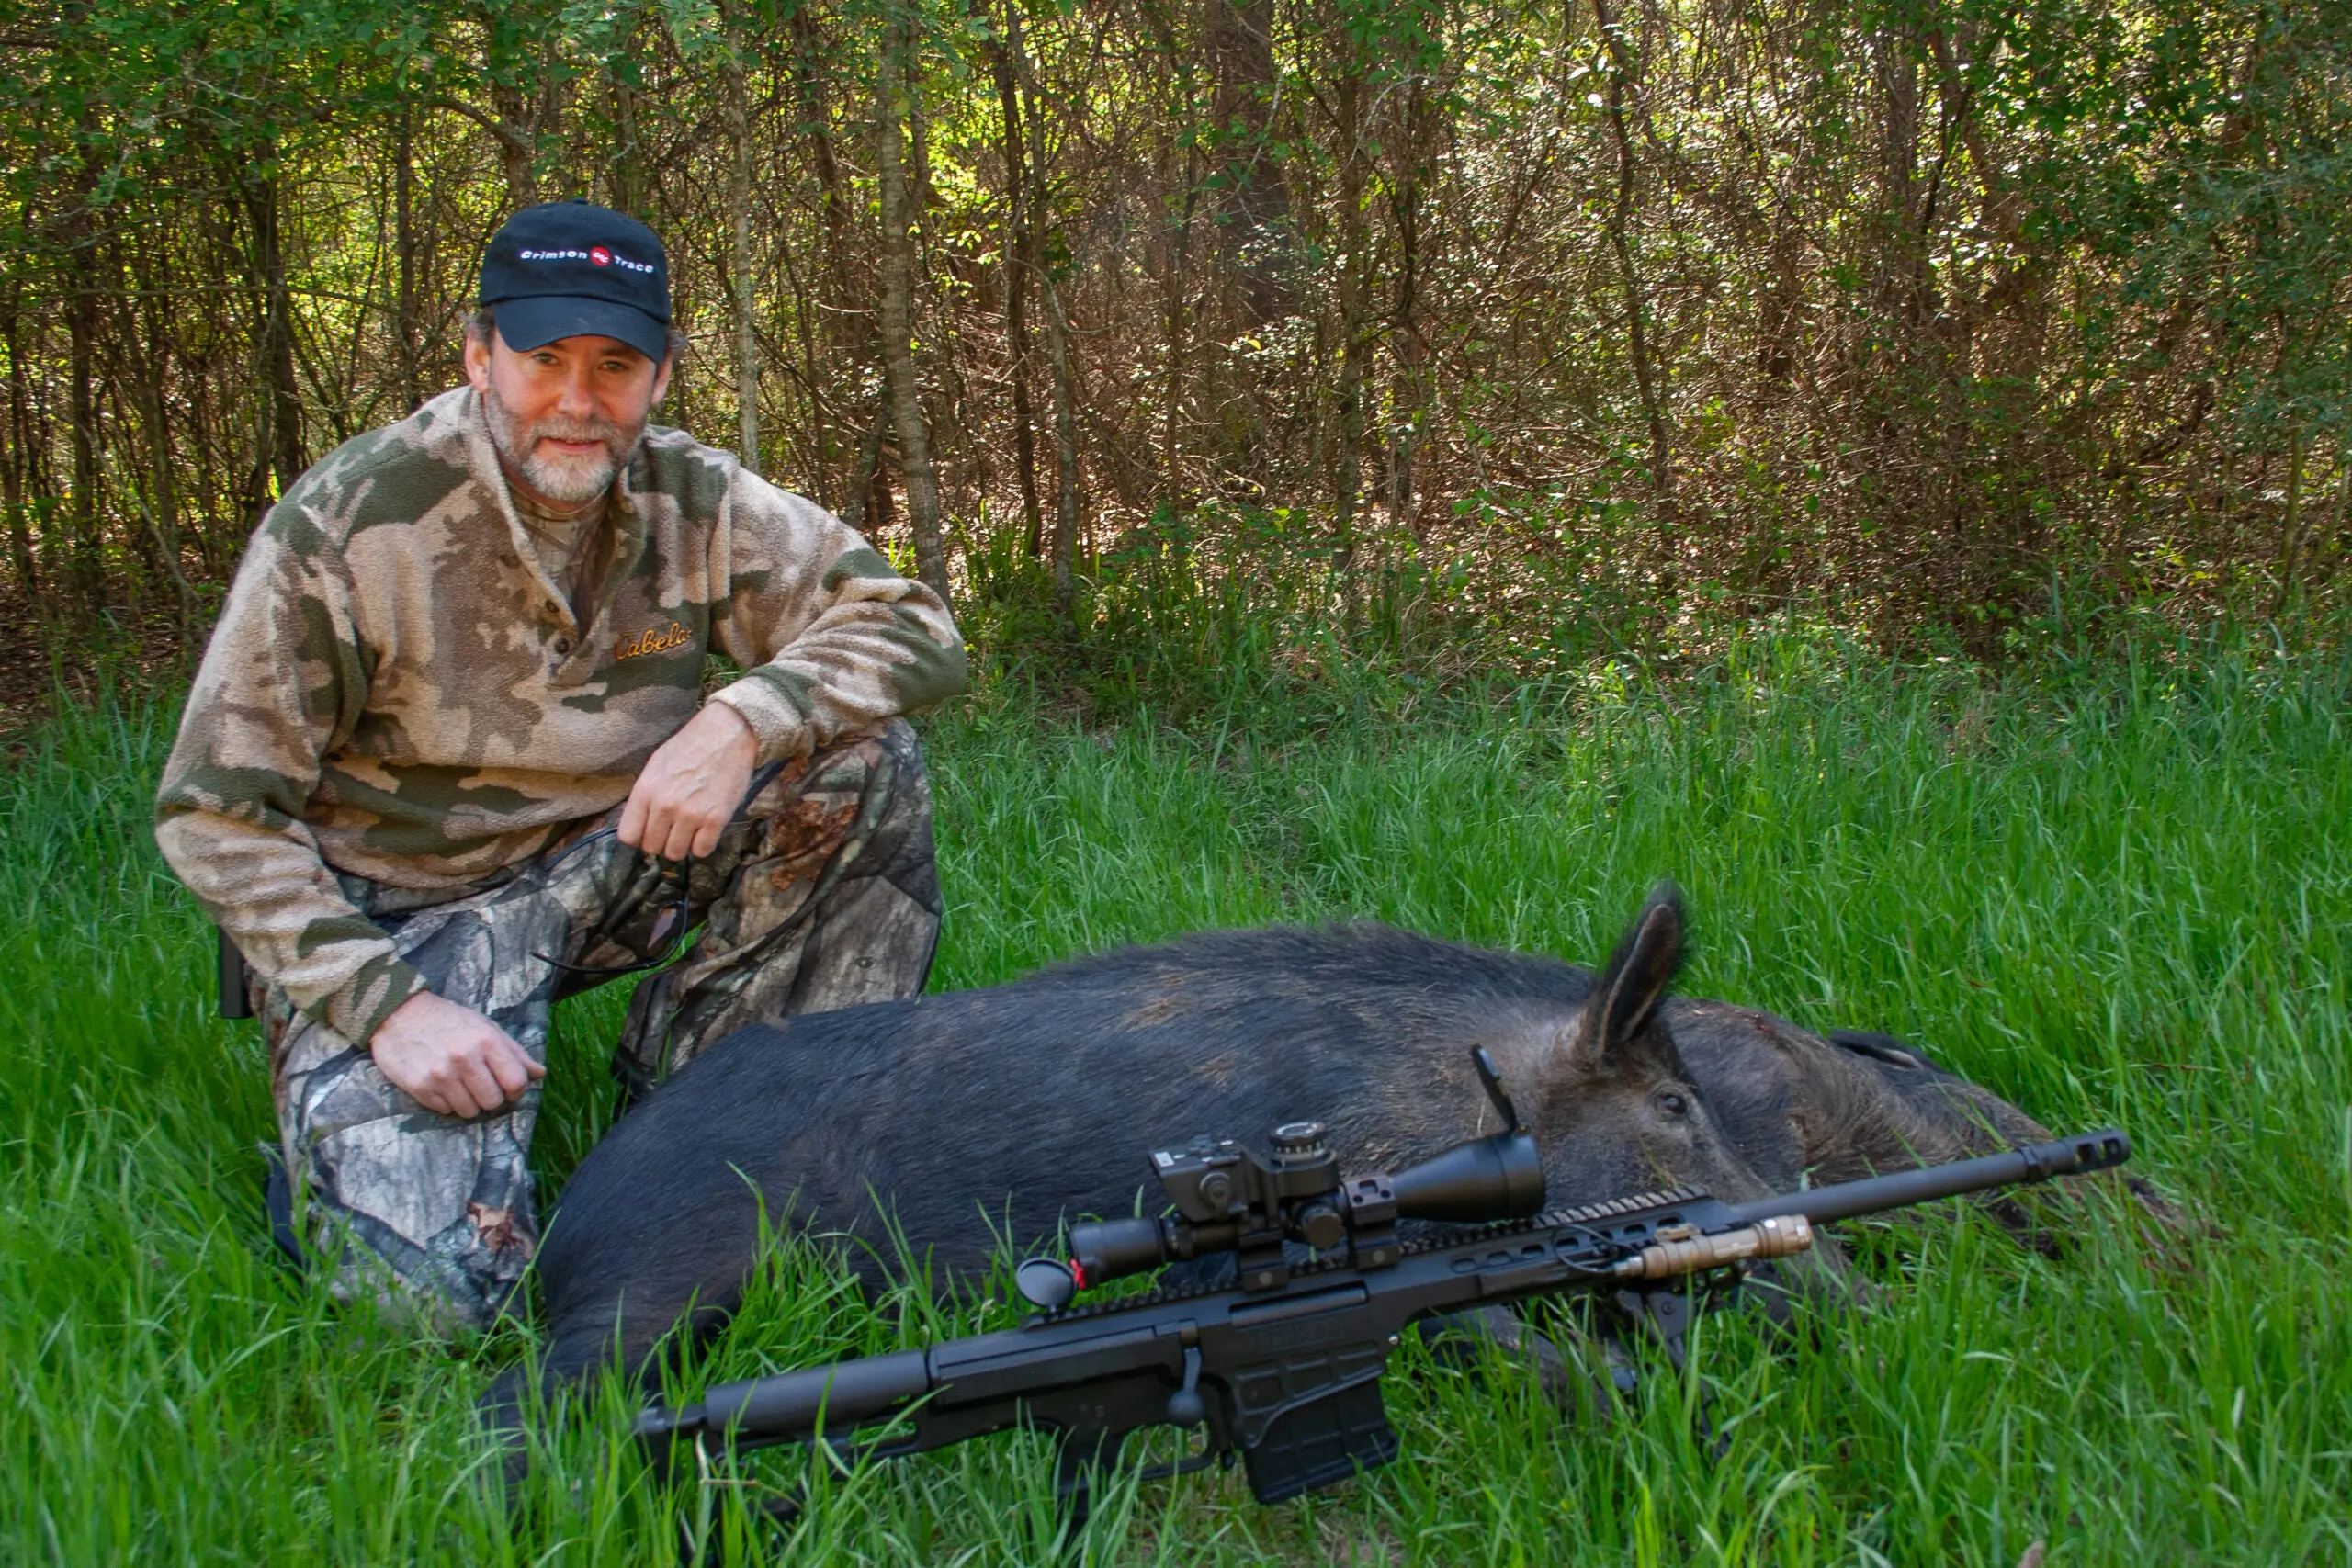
[1015,1257,1079,1311]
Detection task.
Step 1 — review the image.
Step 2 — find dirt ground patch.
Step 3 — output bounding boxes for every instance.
[0,592,194,752]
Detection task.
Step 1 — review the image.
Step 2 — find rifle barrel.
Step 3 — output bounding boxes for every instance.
[1725,1129,2131,1228]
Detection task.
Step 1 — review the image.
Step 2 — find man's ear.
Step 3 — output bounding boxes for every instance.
[650,353,676,406]
[463,328,494,394]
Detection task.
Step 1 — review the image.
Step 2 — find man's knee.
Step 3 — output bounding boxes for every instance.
[271,1004,539,1337]
[616,723,942,1080]
[749,719,936,902]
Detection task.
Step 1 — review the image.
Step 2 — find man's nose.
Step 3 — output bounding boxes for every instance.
[553,360,598,418]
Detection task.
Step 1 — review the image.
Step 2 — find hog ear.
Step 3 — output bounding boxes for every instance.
[1574,882,1685,1069]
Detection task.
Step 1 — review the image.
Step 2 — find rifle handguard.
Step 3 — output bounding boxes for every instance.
[1611,1213,1814,1280]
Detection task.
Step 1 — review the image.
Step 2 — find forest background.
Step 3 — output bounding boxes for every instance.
[1,0,2347,708]
[5,2,2352,1561]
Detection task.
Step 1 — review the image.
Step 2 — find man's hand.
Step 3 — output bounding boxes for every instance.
[371,990,547,1119]
[620,701,758,861]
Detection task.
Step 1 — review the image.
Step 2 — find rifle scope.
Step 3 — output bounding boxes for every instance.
[1022,1047,1544,1307]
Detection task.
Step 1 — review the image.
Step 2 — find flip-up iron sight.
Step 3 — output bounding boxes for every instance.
[1016,1048,1545,1310]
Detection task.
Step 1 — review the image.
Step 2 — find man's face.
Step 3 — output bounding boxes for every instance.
[464,328,674,504]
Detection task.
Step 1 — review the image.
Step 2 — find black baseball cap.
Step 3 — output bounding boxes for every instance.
[479,200,672,364]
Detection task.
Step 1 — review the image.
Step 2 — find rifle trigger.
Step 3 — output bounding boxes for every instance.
[1168,1345,1206,1427]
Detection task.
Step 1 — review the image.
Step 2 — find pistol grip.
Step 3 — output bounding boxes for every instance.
[1051,1426,1126,1529]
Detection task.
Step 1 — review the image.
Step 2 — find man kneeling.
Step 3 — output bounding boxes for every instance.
[154,201,966,1333]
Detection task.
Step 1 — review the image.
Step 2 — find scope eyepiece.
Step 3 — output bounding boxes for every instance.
[1069,1215,1171,1284]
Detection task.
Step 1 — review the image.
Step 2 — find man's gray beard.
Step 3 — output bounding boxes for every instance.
[482,380,644,504]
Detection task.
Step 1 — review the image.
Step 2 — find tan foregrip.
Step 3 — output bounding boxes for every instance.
[1611,1214,1815,1280]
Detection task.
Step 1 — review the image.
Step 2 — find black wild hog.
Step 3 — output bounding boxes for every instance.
[512,886,1794,1413]
[507,886,2132,1418]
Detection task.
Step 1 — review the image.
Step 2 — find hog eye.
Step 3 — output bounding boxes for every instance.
[1658,1090,1690,1116]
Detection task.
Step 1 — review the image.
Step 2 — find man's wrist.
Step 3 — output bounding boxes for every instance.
[336,959,432,1051]
[700,696,758,754]
[707,678,808,764]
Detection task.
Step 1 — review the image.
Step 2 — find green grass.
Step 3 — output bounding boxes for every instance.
[4,628,2348,1563]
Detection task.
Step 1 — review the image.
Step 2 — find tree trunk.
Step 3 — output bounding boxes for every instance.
[1015,20,1081,615]
[983,7,1044,557]
[1,271,32,595]
[1039,270,1080,617]
[2274,427,2305,616]
[247,169,307,502]
[1332,62,1367,582]
[394,107,424,412]
[1593,0,1673,528]
[608,20,650,217]
[1207,0,1294,328]
[65,133,103,608]
[489,81,541,209]
[723,28,761,475]
[2334,445,2352,573]
[842,397,889,535]
[791,5,865,510]
[876,9,949,601]
[1871,26,1928,333]
[1135,0,1201,501]
[1162,149,1201,503]
[1387,62,1432,535]
[122,240,197,630]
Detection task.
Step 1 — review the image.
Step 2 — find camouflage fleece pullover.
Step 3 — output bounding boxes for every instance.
[155,386,966,1049]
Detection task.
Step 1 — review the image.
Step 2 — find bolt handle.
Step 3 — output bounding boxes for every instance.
[1167,1345,1205,1427]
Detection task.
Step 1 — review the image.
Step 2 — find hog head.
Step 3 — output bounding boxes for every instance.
[1521,884,1862,1315]
[1527,884,1774,1210]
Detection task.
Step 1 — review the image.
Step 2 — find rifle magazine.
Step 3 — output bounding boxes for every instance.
[1240,1378,1400,1503]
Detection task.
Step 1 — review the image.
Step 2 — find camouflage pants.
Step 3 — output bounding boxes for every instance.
[266,719,940,1334]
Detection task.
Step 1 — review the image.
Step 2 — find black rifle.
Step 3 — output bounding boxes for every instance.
[634,1053,2130,1524]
